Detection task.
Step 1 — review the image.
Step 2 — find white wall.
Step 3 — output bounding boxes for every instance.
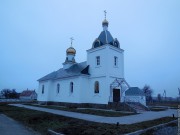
[38,76,84,103]
[86,45,125,104]
[37,80,52,101]
[107,46,124,78]
[86,76,109,104]
[124,96,146,106]
[87,45,124,78]
[38,75,110,104]
[51,77,82,103]
[87,45,107,77]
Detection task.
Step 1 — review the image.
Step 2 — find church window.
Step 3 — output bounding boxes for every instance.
[114,56,118,66]
[57,83,60,94]
[94,81,99,93]
[96,56,100,66]
[42,85,44,94]
[70,82,73,93]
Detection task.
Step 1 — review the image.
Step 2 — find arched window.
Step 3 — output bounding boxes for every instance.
[70,82,73,93]
[57,83,60,94]
[94,81,99,93]
[42,85,44,94]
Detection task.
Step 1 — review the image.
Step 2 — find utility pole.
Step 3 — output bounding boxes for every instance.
[178,88,180,101]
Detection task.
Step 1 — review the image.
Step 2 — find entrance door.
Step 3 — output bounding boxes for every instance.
[113,89,120,102]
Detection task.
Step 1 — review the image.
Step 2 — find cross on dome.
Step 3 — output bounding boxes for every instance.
[104,10,107,19]
[66,37,76,55]
[102,10,109,27]
[70,37,74,47]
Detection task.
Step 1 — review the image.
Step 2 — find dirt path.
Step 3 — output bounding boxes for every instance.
[0,114,39,135]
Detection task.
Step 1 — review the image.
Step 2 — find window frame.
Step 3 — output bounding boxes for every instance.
[70,82,73,93]
[94,81,99,94]
[42,85,44,94]
[114,56,118,67]
[96,56,100,66]
[57,83,60,94]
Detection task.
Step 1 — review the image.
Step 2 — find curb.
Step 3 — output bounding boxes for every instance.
[125,120,177,135]
[48,129,64,135]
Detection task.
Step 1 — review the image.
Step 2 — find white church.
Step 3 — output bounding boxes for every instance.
[37,13,146,108]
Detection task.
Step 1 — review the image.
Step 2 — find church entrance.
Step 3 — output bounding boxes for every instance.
[113,89,120,102]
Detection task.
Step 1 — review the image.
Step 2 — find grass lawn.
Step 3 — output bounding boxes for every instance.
[148,102,180,109]
[24,104,136,117]
[140,122,177,135]
[0,104,177,135]
[149,107,168,112]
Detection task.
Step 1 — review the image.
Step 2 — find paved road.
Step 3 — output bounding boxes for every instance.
[10,104,178,124]
[0,114,39,135]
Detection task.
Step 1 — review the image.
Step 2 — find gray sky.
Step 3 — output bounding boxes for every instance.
[0,0,180,97]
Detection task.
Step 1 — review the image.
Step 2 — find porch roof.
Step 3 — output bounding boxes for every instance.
[125,87,145,96]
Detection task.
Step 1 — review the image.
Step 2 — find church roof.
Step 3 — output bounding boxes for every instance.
[38,61,89,81]
[125,87,145,96]
[92,19,120,49]
[98,30,114,45]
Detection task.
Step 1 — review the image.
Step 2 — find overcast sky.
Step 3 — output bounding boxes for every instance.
[0,0,180,97]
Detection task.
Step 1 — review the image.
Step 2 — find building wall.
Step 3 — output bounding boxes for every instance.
[51,77,82,103]
[86,45,125,104]
[87,45,124,78]
[38,77,84,103]
[87,45,107,77]
[38,80,52,101]
[124,96,146,106]
[20,93,37,100]
[107,46,124,78]
[86,76,109,104]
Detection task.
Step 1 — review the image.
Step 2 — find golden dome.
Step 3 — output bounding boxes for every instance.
[66,47,76,54]
[102,19,109,26]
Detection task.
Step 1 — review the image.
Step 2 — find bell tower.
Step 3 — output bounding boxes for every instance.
[87,11,124,78]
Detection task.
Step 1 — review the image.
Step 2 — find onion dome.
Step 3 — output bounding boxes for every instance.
[66,47,76,54]
[102,19,109,27]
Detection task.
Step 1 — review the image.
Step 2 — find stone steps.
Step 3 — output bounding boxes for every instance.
[126,102,149,113]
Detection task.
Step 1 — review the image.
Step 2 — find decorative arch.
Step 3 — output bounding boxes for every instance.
[109,78,130,102]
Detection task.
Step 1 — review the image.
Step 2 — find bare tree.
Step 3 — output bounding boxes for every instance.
[1,89,19,99]
[142,85,153,103]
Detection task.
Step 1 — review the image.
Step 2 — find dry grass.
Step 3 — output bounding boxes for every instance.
[0,104,177,135]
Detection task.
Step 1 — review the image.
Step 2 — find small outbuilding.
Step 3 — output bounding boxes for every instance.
[20,89,37,100]
[125,87,146,106]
